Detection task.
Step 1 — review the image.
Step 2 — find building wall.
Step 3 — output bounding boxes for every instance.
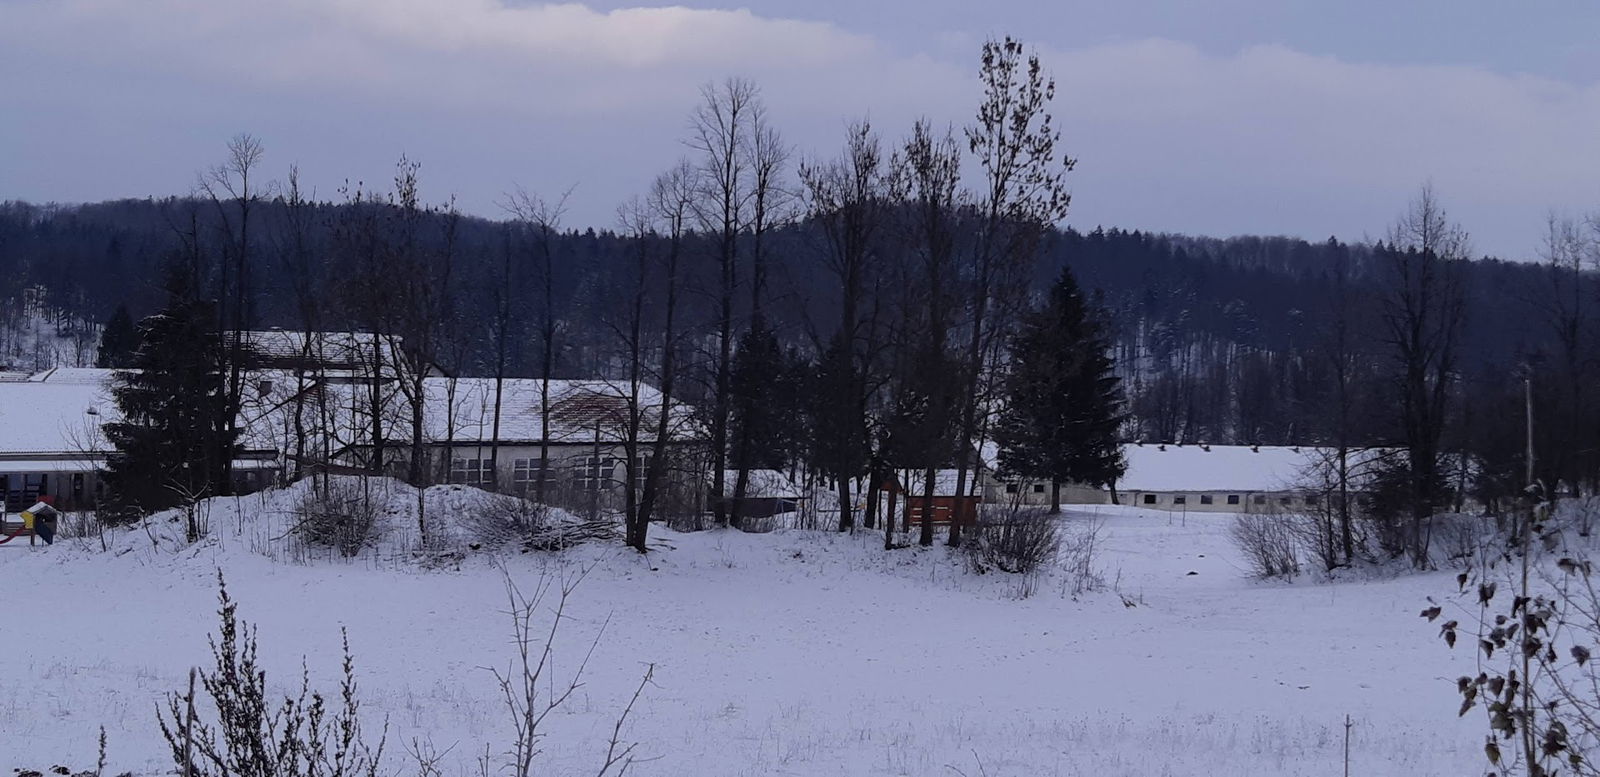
[0,468,99,511]
[1126,490,1318,514]
[992,480,1113,506]
[433,443,647,493]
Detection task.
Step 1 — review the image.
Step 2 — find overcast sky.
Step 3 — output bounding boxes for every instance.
[4,0,1598,259]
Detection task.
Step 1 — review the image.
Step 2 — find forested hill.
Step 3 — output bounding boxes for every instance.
[0,197,1582,452]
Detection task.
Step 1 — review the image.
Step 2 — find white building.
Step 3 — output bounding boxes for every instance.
[1116,444,1346,513]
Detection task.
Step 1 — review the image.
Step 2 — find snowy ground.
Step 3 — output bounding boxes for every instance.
[1,483,1484,775]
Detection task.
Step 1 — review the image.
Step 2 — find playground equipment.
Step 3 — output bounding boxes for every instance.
[0,500,59,546]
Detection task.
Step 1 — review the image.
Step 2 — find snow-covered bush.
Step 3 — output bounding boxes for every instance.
[967,506,1062,576]
[293,480,382,557]
[1230,513,1300,579]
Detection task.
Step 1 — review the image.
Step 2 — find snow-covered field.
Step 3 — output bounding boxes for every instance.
[2,483,1483,775]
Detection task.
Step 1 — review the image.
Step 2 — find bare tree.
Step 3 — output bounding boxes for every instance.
[1318,238,1370,564]
[633,162,694,550]
[800,121,891,533]
[950,36,1076,546]
[1382,184,1469,566]
[687,77,760,527]
[889,119,966,548]
[198,133,268,493]
[1530,213,1596,493]
[505,188,572,505]
[728,99,793,529]
[273,167,333,489]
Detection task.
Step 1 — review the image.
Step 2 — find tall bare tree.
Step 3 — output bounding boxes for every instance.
[273,167,332,488]
[1531,213,1595,493]
[633,162,695,550]
[1382,184,1468,566]
[505,188,572,505]
[728,99,793,529]
[800,121,890,532]
[949,36,1076,546]
[688,77,760,527]
[198,133,267,493]
[890,119,966,548]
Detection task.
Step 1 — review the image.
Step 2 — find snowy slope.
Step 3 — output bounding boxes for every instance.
[0,487,1483,775]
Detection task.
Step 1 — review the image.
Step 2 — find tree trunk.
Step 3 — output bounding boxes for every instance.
[863,465,881,530]
[884,483,898,550]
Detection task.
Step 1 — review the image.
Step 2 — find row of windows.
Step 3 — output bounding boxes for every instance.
[1004,483,1048,494]
[1140,492,1321,507]
[449,456,651,491]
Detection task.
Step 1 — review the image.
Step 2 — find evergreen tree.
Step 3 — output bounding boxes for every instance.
[102,264,239,526]
[95,303,140,368]
[727,321,805,526]
[994,267,1127,512]
[808,334,871,530]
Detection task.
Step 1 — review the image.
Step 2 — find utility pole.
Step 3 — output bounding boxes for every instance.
[1525,375,1535,490]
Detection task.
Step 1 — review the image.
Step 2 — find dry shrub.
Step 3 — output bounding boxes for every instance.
[465,493,618,552]
[1058,516,1107,596]
[1230,513,1300,579]
[465,493,551,547]
[294,480,382,558]
[967,506,1062,575]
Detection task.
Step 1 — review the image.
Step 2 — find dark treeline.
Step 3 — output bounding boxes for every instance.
[0,199,1583,448]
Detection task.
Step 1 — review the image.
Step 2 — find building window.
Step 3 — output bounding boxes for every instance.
[1304,494,1321,506]
[1253,495,1266,505]
[576,456,616,490]
[1032,483,1046,494]
[1142,494,1157,505]
[511,458,546,494]
[1005,483,1019,494]
[1200,494,1213,505]
[1173,495,1187,505]
[1227,494,1241,505]
[620,455,650,491]
[1279,496,1292,506]
[450,458,491,486]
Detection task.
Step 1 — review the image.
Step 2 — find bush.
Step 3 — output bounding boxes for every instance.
[158,572,385,777]
[464,493,618,552]
[967,507,1062,575]
[294,480,382,557]
[464,493,551,547]
[1230,513,1300,579]
[1058,516,1106,596]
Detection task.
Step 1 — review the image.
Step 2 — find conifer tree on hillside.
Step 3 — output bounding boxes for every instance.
[994,267,1127,512]
[95,303,140,368]
[102,265,239,528]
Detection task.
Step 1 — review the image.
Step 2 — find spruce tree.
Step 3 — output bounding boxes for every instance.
[994,267,1127,512]
[96,304,140,368]
[102,264,239,524]
[808,333,871,532]
[727,321,805,526]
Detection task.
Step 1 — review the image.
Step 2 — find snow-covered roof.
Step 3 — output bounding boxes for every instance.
[723,469,804,500]
[0,380,115,455]
[28,367,120,384]
[1118,444,1338,492]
